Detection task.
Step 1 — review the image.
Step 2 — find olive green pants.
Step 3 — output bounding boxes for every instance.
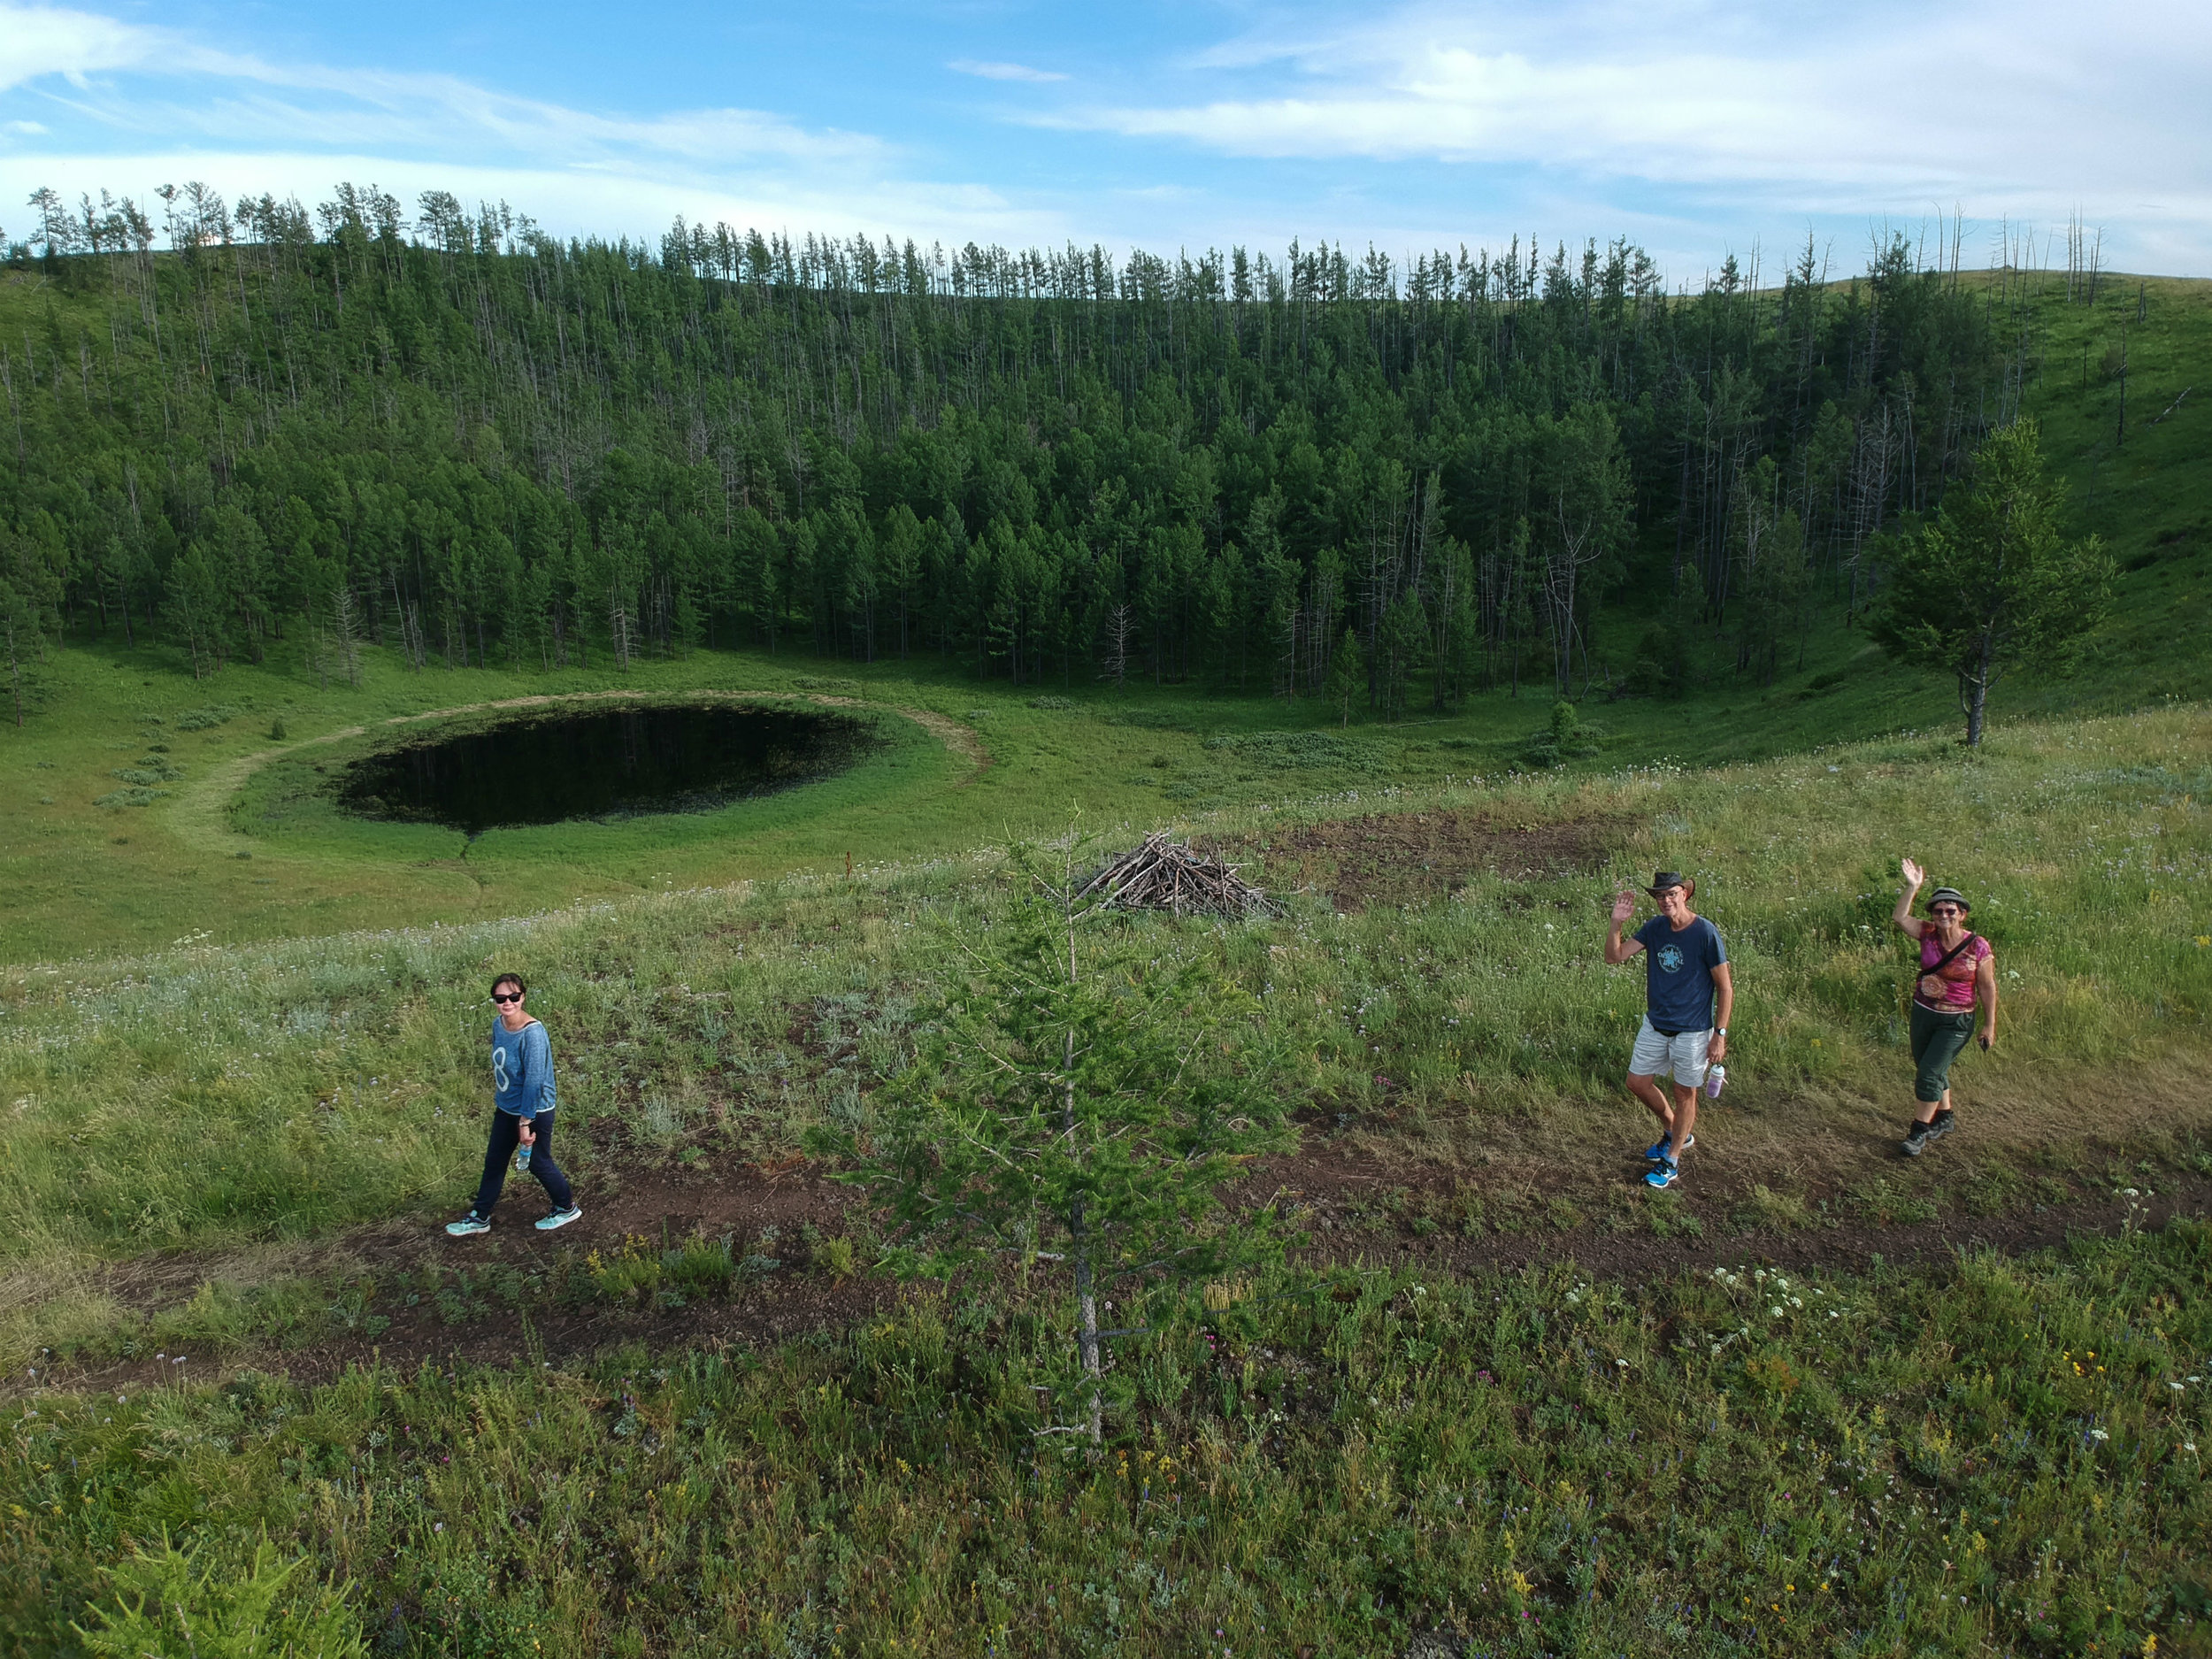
[1909,1002,1975,1104]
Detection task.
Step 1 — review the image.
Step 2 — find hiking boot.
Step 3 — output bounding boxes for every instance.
[1644,1159,1681,1190]
[445,1212,491,1237]
[1645,1133,1694,1163]
[536,1206,584,1232]
[1925,1110,1956,1144]
[1901,1122,1933,1157]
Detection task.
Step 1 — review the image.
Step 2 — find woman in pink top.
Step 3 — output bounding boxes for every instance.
[1892,858,1998,1156]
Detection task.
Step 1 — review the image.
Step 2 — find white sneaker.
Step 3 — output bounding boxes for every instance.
[446,1213,490,1237]
[535,1206,583,1232]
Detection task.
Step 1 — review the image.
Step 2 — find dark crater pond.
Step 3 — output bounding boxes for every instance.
[338,703,877,835]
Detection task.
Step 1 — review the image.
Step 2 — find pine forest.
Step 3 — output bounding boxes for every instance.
[1,184,2051,711]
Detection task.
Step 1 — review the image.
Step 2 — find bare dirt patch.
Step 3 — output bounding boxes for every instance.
[1207,809,1628,911]
[23,1125,2206,1398]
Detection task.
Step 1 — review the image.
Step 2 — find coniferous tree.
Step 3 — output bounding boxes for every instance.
[818,833,1290,1444]
[1871,421,2112,745]
[1325,626,1363,726]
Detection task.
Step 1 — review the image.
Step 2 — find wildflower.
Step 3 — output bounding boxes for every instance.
[1811,1038,1822,1048]
[2198,936,2210,949]
[2089,1428,2109,1441]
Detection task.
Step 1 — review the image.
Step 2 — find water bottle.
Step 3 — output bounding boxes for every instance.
[1704,1064,1727,1101]
[514,1131,533,1173]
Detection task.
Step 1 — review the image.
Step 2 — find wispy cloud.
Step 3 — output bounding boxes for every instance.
[1058,0,2212,219]
[0,3,170,91]
[0,2,1071,247]
[3,0,2208,271]
[949,59,1067,84]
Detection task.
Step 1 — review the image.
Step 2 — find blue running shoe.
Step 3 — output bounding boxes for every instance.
[1644,1133,1693,1163]
[1644,1159,1681,1190]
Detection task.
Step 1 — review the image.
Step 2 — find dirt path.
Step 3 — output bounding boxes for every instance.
[165,688,990,857]
[20,1139,2206,1399]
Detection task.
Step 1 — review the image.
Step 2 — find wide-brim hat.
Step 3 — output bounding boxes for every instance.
[1646,871,1687,895]
[1926,887,1970,911]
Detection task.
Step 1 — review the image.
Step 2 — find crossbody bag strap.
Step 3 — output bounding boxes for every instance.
[1912,933,1980,1012]
[1925,932,1980,976]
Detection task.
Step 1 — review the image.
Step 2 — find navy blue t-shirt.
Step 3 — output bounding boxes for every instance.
[1635,915,1727,1033]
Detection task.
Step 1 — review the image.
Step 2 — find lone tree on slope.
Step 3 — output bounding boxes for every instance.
[1871,420,2113,746]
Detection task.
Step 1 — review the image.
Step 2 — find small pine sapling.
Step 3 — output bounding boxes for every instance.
[818,830,1294,1443]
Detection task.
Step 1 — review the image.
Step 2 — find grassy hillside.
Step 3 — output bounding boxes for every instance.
[5,700,2208,1350]
[4,701,2209,1658]
[1985,273,2212,714]
[7,1231,2207,1658]
[3,267,2209,1659]
[0,611,1978,964]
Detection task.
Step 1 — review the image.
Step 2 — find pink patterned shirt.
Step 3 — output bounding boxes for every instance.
[1916,931,1991,1012]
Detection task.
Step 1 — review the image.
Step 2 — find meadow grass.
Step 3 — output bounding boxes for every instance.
[0,628,1947,965]
[2,273,2210,1657]
[4,702,2209,1369]
[5,1228,2207,1657]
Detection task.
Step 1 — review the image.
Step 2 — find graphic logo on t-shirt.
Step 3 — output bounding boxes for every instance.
[492,1044,512,1092]
[1655,943,1686,972]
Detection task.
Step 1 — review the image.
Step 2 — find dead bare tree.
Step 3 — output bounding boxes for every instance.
[1099,603,1131,689]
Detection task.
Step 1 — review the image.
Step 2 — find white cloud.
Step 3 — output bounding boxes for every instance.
[949,60,1067,84]
[0,3,162,90]
[0,4,1068,249]
[1060,1,2212,231]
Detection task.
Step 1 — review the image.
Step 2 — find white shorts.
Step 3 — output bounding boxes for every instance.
[1629,1018,1711,1088]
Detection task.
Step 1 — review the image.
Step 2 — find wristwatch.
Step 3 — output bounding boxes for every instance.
[1715,1027,1727,1036]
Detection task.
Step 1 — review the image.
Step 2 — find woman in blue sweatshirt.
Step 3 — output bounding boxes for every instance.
[447,972,583,1236]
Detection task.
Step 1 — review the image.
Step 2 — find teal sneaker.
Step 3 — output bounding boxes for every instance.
[1644,1160,1681,1190]
[535,1206,583,1232]
[445,1212,490,1237]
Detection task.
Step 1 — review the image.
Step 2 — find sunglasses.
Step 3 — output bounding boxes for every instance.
[1930,905,1962,916]
[491,991,524,1004]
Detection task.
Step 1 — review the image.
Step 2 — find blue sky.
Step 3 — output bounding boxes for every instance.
[3,1,2207,280]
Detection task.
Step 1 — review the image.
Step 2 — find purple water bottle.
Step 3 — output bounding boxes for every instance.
[1704,1064,1726,1101]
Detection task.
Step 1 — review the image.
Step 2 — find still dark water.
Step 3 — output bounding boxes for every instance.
[338,703,876,834]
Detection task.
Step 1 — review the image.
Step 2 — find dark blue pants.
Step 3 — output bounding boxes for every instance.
[472,1107,573,1217]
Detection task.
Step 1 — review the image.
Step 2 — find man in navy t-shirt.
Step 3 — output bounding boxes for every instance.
[1602,871,1733,1190]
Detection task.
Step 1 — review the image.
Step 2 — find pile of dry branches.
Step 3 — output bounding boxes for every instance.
[1076,833,1276,918]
